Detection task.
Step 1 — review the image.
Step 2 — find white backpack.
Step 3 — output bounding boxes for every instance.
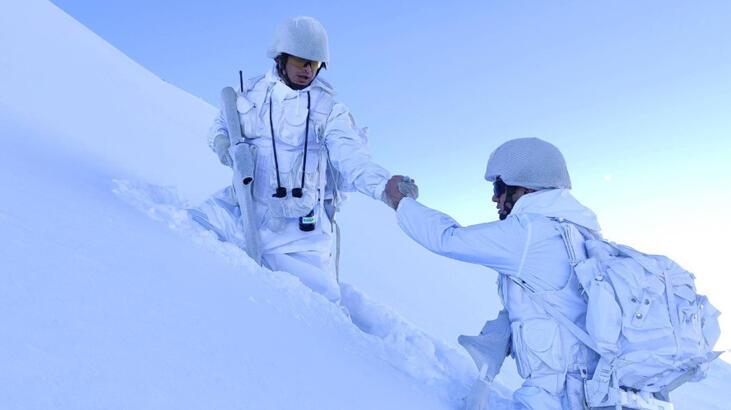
[524,221,721,409]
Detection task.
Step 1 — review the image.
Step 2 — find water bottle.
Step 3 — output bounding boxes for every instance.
[299,209,316,232]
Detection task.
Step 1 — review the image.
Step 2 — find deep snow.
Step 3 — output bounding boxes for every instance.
[0,117,480,409]
[1,0,729,409]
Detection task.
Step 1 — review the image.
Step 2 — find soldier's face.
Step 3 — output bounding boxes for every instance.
[492,191,511,220]
[492,179,510,220]
[492,185,532,220]
[285,57,318,87]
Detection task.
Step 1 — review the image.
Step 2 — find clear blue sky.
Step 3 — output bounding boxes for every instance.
[52,0,731,330]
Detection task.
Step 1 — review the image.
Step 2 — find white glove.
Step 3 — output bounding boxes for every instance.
[213,134,232,167]
[398,177,419,200]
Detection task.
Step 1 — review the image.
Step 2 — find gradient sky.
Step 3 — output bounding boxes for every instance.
[51,0,731,341]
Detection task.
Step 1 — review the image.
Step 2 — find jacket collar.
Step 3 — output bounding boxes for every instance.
[510,189,602,232]
[264,65,336,103]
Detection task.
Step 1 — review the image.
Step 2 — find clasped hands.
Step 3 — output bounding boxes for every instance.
[382,175,419,210]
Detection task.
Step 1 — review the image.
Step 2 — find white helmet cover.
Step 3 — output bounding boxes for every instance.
[484,138,572,190]
[267,16,330,63]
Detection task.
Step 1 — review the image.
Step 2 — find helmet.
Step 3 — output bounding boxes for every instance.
[266,16,330,63]
[484,138,572,190]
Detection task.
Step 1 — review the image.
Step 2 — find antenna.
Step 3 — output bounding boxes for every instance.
[239,70,244,93]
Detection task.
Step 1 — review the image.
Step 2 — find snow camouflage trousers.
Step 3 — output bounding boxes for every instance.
[189,186,340,303]
[512,371,586,409]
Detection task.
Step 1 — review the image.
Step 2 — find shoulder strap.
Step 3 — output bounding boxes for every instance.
[535,290,599,353]
[511,220,602,354]
[555,220,591,266]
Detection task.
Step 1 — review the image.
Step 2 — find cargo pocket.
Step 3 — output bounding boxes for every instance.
[698,296,721,349]
[511,318,564,379]
[585,277,622,355]
[676,303,704,355]
[265,150,321,219]
[609,262,673,343]
[236,95,259,139]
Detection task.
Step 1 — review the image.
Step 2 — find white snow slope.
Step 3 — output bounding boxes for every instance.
[0,1,728,409]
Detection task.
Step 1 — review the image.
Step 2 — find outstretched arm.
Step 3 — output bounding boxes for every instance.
[396,198,525,274]
[324,103,391,200]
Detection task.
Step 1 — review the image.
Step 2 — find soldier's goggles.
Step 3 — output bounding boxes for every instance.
[493,178,507,198]
[288,55,323,71]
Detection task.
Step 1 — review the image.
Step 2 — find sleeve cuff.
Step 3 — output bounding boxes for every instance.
[396,196,416,213]
[373,178,389,201]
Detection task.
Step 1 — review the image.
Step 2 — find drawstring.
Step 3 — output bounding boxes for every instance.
[269,96,286,197]
[296,92,312,197]
[269,90,311,198]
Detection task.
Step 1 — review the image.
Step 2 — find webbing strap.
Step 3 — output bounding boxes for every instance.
[334,219,341,284]
[514,221,601,353]
[663,351,721,393]
[558,222,581,266]
[662,269,682,357]
[526,288,600,353]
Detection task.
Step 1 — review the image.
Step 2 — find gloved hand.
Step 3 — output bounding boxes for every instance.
[382,175,418,210]
[398,176,419,200]
[213,134,232,167]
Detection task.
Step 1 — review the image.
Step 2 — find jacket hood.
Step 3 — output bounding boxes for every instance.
[510,189,601,232]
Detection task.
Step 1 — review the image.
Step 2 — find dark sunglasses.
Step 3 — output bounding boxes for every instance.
[493,178,507,197]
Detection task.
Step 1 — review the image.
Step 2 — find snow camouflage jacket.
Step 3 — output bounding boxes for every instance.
[396,189,602,407]
[209,67,390,229]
